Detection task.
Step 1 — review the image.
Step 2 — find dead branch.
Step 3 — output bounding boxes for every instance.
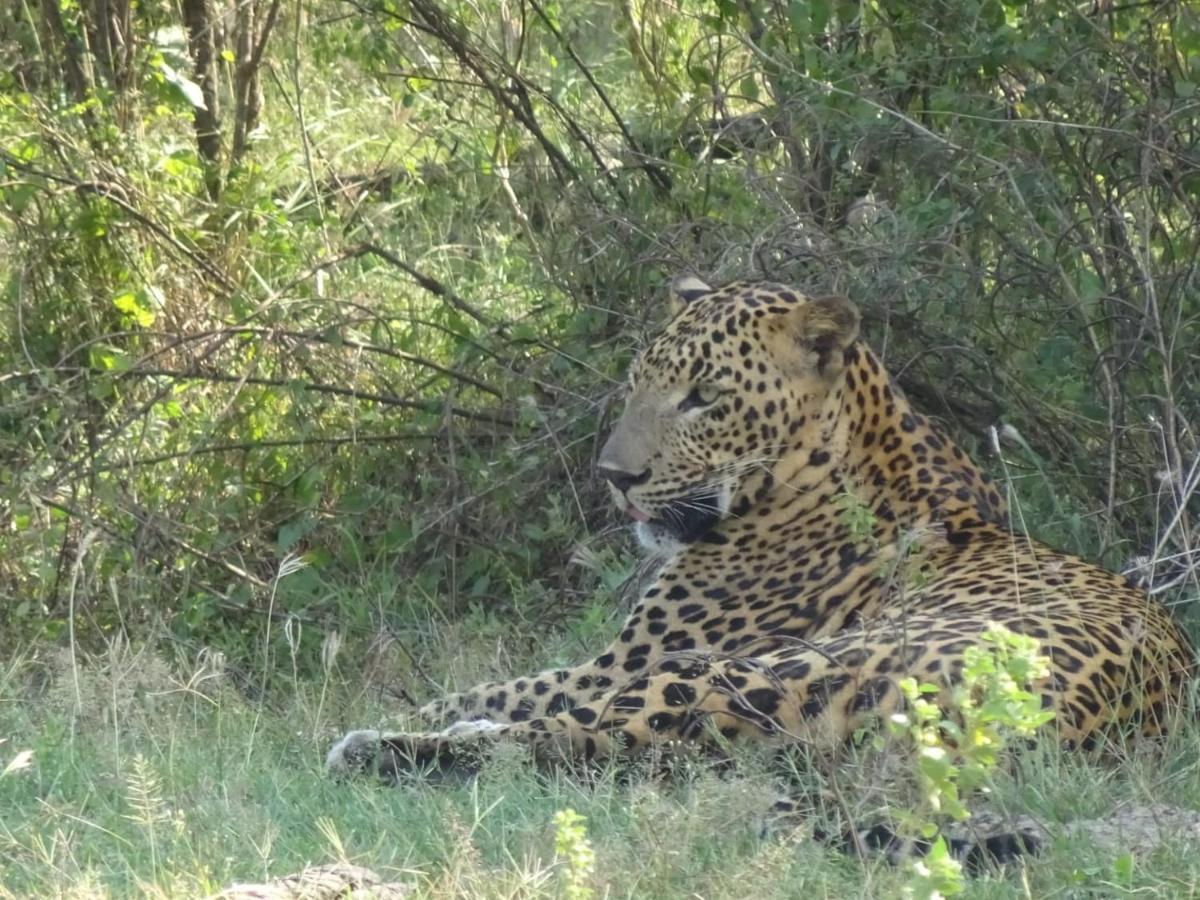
[127,368,514,426]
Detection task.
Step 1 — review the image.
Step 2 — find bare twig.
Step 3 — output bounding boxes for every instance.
[526,0,671,193]
[36,494,270,588]
[127,368,514,426]
[90,431,447,470]
[358,242,497,329]
[0,152,235,289]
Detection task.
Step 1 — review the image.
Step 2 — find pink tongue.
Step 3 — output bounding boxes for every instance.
[626,504,650,523]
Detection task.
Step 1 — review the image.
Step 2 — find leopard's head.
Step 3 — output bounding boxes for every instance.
[598,277,860,546]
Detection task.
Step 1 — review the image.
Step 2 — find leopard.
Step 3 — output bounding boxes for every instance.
[327,277,1194,798]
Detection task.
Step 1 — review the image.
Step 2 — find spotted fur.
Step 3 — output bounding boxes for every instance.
[328,279,1194,779]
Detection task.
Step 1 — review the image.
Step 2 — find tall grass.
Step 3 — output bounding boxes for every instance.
[4,611,1200,899]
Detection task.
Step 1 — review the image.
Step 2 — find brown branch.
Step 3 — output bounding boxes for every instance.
[35,494,270,588]
[91,431,447,470]
[358,242,498,330]
[278,245,379,293]
[232,0,282,165]
[392,0,578,184]
[525,0,671,195]
[111,323,504,398]
[129,368,515,426]
[283,330,503,398]
[39,0,92,104]
[247,0,283,75]
[0,152,235,289]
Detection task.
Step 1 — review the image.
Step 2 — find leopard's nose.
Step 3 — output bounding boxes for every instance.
[598,466,651,494]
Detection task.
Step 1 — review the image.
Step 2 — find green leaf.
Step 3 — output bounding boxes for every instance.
[295,466,324,506]
[788,0,809,38]
[1076,269,1104,305]
[163,152,200,178]
[277,517,315,551]
[713,0,739,20]
[872,25,897,63]
[89,346,120,372]
[810,0,831,31]
[113,291,156,327]
[1113,852,1135,881]
[1,182,37,214]
[158,61,207,110]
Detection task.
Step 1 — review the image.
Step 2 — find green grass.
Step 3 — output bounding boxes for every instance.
[4,624,1200,899]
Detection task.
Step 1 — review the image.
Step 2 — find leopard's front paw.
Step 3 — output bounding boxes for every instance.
[325,723,503,784]
[325,729,384,778]
[326,728,441,782]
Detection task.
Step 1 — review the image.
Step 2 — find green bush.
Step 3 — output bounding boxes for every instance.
[1,0,1196,666]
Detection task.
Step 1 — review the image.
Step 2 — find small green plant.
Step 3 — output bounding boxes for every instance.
[835,486,877,541]
[552,808,595,900]
[125,753,170,881]
[886,625,1055,899]
[905,836,963,900]
[837,487,941,601]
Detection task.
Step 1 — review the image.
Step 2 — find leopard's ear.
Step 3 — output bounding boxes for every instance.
[771,294,861,376]
[804,295,860,357]
[668,275,712,314]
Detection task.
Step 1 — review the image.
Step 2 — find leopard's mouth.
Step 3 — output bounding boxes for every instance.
[647,490,722,543]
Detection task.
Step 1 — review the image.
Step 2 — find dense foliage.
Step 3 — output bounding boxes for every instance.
[2,0,1198,661]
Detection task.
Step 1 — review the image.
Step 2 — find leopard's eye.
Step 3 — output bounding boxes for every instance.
[678,384,722,412]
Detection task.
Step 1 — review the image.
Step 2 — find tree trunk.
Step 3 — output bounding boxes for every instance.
[182,0,224,199]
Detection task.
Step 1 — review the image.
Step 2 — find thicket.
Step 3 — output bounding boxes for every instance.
[2,0,1198,664]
